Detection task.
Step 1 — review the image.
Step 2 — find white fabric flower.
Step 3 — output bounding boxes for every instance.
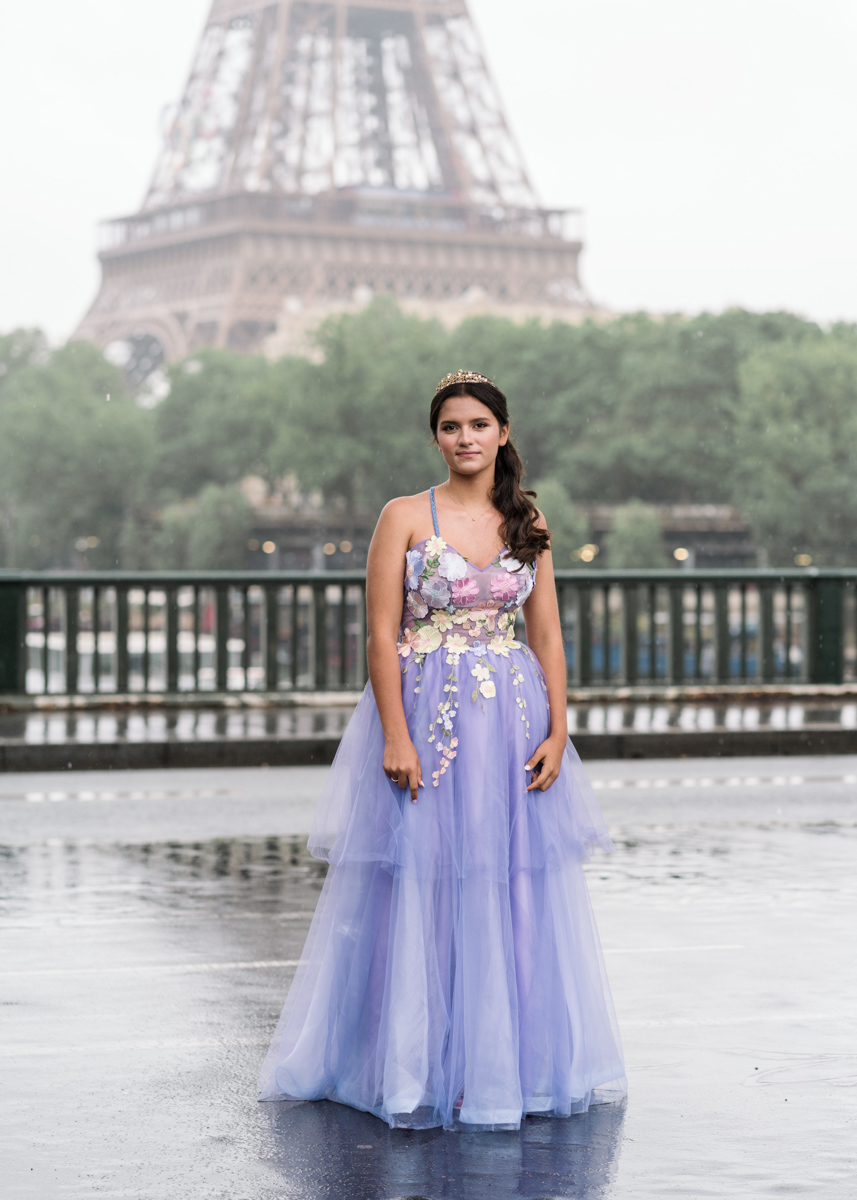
[438,550,468,581]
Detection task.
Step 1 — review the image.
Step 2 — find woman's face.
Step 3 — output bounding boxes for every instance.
[435,394,509,477]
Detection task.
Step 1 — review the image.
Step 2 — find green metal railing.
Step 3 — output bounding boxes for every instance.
[0,569,854,697]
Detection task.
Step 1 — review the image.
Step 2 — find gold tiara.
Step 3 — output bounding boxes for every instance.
[435,369,493,395]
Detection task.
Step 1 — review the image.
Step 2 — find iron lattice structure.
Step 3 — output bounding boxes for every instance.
[77,0,588,362]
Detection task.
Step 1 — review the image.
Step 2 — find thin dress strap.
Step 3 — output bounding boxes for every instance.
[429,487,440,537]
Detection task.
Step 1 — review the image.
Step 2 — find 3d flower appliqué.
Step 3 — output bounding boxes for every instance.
[411,626,443,655]
[451,577,479,604]
[405,549,426,590]
[490,574,518,603]
[444,633,469,663]
[421,576,451,607]
[397,628,417,658]
[438,551,468,581]
[407,591,429,619]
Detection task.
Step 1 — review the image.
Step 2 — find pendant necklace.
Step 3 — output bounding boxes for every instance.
[444,485,495,523]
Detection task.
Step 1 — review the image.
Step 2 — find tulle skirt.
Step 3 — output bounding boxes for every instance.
[258,647,626,1131]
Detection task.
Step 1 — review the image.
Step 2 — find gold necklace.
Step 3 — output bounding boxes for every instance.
[444,484,496,523]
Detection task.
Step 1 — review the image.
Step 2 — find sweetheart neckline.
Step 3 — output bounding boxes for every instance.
[407,536,507,574]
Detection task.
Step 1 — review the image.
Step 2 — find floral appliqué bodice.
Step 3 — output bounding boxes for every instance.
[399,536,535,658]
[397,488,539,786]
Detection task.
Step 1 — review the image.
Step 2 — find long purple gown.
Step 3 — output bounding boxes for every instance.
[258,488,626,1131]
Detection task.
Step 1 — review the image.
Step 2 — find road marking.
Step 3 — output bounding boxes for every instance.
[1,946,745,977]
[591,774,857,791]
[604,944,745,955]
[0,1036,271,1058]
[0,911,315,930]
[623,1012,849,1029]
[0,788,236,804]
[0,959,302,978]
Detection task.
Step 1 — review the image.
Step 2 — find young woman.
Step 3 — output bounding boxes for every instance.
[258,370,626,1131]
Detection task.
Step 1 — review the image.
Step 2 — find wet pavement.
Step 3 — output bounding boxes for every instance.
[2,756,856,1198]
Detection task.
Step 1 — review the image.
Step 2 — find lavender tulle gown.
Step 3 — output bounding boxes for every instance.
[258,488,626,1131]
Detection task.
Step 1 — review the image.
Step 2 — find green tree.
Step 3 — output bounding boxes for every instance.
[1,306,848,572]
[530,477,590,567]
[0,328,50,383]
[603,500,669,568]
[0,339,149,567]
[155,484,255,569]
[152,350,292,497]
[732,333,857,566]
[553,311,820,505]
[274,297,448,511]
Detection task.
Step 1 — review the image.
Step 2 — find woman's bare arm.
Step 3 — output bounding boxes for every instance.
[366,498,425,802]
[521,522,568,793]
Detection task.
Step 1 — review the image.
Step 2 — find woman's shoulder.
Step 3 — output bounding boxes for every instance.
[378,491,432,526]
[373,491,433,546]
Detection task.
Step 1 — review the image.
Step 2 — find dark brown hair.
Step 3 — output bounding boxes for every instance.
[430,380,551,566]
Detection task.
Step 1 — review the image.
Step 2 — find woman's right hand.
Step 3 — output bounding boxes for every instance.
[383,736,424,803]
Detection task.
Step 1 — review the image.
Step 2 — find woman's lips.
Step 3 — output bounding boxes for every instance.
[457,451,478,458]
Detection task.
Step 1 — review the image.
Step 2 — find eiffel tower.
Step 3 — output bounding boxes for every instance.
[76,0,588,368]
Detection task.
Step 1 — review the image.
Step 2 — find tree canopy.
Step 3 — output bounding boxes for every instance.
[0,301,853,570]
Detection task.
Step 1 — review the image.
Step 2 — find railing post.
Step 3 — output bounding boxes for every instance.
[337,585,348,687]
[166,586,179,692]
[668,584,684,684]
[759,583,775,682]
[358,581,368,688]
[116,587,130,692]
[313,582,328,691]
[265,585,279,691]
[806,576,844,684]
[714,584,730,683]
[215,584,229,691]
[65,586,80,694]
[622,584,639,685]
[576,584,592,687]
[0,582,26,694]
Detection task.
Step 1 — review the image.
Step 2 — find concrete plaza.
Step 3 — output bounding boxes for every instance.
[2,756,856,1198]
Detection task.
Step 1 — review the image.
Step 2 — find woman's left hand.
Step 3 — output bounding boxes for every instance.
[525,736,567,793]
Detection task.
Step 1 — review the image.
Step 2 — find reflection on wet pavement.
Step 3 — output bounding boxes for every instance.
[2,760,856,1198]
[569,699,857,733]
[0,706,356,745]
[261,1098,626,1199]
[2,699,857,748]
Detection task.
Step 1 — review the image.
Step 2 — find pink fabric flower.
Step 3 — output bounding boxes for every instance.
[452,577,479,604]
[490,574,519,602]
[397,629,417,658]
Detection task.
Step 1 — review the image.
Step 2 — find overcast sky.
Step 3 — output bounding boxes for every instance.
[1,0,855,342]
